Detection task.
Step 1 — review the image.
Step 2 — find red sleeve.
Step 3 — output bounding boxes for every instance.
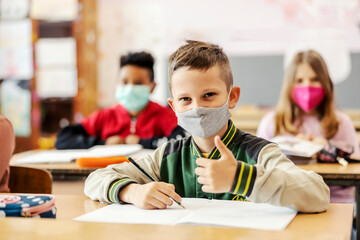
[160,106,179,136]
[0,116,15,192]
[81,110,106,137]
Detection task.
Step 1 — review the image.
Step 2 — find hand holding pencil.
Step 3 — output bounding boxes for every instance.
[118,157,184,209]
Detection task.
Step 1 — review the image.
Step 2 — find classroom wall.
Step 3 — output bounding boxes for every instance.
[165,53,360,109]
[229,53,360,109]
[97,0,360,109]
[335,53,360,109]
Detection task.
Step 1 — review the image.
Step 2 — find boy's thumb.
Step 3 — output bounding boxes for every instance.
[214,136,230,158]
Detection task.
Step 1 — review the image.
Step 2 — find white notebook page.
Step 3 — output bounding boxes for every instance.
[74,198,297,230]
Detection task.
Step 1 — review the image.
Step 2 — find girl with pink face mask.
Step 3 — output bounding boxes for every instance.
[257,50,359,204]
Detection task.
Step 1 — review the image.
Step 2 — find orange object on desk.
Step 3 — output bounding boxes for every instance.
[76,156,129,168]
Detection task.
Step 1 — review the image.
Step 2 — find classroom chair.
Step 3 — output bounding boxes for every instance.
[9,166,53,194]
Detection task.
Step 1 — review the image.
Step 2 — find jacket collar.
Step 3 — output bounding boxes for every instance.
[191,120,237,159]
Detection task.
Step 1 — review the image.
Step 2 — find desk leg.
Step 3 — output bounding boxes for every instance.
[357,186,360,240]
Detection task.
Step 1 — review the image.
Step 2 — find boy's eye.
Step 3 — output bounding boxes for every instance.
[179,97,191,102]
[295,78,303,84]
[203,92,216,98]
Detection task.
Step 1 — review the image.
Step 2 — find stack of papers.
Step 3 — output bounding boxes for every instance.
[74,198,297,230]
[271,136,324,158]
[12,144,143,164]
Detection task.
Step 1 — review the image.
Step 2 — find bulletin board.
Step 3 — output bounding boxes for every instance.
[0,0,97,152]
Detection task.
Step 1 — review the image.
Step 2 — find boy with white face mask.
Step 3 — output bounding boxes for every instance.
[85,41,330,213]
[55,52,185,150]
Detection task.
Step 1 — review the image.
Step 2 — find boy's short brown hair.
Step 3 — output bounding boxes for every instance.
[168,40,233,92]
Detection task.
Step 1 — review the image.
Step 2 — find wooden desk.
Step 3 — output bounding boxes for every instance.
[298,162,360,240]
[10,149,154,179]
[11,150,98,179]
[0,194,353,240]
[10,150,360,238]
[10,162,96,179]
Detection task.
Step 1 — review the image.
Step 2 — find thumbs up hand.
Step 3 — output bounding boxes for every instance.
[194,136,238,193]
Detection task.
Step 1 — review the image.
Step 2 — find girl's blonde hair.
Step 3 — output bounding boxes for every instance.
[274,50,339,139]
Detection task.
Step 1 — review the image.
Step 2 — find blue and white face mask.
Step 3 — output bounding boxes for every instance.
[115,85,150,111]
[175,95,232,138]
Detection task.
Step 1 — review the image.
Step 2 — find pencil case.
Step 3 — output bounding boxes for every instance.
[317,140,360,165]
[0,194,56,218]
[76,156,129,168]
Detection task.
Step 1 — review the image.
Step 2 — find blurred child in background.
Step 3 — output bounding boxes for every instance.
[55,52,185,150]
[257,50,360,203]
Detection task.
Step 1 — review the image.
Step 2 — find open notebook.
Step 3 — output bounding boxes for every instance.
[271,136,324,158]
[74,198,297,230]
[11,144,144,164]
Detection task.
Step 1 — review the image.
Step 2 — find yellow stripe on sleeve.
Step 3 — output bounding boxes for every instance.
[109,179,121,202]
[109,178,129,203]
[233,163,245,194]
[242,165,253,196]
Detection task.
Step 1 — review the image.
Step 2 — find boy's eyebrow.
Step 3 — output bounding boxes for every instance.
[174,87,222,97]
[199,87,222,93]
[174,92,189,98]
[201,87,220,91]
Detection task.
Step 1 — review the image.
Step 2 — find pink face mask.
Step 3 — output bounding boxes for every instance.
[293,86,326,113]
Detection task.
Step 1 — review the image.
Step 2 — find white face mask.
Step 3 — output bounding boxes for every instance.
[175,94,232,138]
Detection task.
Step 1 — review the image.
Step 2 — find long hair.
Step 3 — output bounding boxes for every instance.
[274,50,339,139]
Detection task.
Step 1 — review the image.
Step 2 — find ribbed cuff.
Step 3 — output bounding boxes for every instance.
[230,161,257,197]
[107,178,137,204]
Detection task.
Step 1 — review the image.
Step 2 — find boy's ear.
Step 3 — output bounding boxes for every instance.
[149,82,157,94]
[167,98,176,112]
[228,86,240,109]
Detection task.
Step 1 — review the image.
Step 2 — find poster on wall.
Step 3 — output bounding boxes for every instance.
[37,68,78,98]
[0,19,33,79]
[0,80,31,137]
[0,46,33,80]
[0,0,30,19]
[36,38,77,67]
[35,38,78,98]
[30,0,78,21]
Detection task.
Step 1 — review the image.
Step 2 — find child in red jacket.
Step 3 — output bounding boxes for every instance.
[55,52,185,149]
